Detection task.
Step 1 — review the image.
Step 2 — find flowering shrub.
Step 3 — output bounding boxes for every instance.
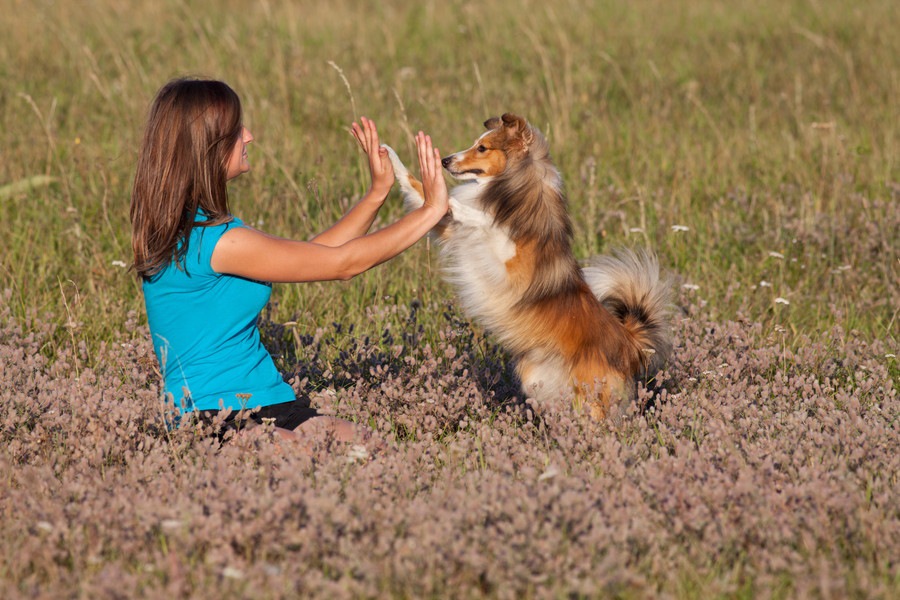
[1,296,896,599]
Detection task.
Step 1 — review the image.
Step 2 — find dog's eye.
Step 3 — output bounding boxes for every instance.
[477,145,487,153]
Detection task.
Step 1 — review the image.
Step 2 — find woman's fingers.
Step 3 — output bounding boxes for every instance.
[351,125,372,156]
[366,117,380,150]
[414,131,448,212]
[416,131,437,180]
[351,118,394,195]
[350,116,379,155]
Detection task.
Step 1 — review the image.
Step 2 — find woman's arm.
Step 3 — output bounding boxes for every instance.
[211,131,448,283]
[310,117,394,247]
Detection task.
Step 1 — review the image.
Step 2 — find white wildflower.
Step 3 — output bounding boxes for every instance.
[671,225,690,233]
[538,465,559,481]
[346,445,370,462]
[886,354,896,359]
[682,283,699,291]
[775,297,790,305]
[36,521,53,533]
[111,260,128,268]
[768,251,784,259]
[160,519,182,531]
[629,227,644,233]
[759,281,772,288]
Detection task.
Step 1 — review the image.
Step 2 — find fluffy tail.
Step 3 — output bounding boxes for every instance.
[582,248,673,375]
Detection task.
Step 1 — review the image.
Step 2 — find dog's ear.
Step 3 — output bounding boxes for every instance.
[501,113,534,146]
[483,117,501,130]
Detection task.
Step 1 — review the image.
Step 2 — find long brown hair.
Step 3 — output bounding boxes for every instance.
[130,78,243,278]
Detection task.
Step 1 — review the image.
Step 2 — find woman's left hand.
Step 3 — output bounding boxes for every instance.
[351,117,394,199]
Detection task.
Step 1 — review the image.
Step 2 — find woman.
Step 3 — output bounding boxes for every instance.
[130,77,448,448]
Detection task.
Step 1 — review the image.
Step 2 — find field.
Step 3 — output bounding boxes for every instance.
[1,0,898,597]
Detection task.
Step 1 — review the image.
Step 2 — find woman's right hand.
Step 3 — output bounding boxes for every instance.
[351,116,394,200]
[415,131,449,217]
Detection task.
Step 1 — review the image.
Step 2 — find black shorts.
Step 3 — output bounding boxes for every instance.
[197,400,320,433]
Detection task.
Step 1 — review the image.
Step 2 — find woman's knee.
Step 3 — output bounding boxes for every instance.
[293,415,366,443]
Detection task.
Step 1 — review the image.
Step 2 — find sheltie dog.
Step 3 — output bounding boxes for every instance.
[384,113,673,420]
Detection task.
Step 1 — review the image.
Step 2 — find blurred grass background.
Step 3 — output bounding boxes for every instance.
[0,0,897,364]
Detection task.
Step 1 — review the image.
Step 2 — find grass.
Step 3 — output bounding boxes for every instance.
[0,0,898,597]
[1,0,897,358]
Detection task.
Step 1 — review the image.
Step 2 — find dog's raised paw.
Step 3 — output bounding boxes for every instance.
[382,144,424,210]
[381,145,408,179]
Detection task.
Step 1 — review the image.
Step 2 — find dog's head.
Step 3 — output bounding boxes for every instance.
[441,113,536,180]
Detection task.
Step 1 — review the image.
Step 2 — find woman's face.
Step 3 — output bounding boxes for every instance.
[226,126,254,180]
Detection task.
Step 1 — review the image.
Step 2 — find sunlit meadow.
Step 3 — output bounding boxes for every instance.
[1,0,897,597]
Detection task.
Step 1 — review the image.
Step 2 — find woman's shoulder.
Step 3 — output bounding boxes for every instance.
[185,213,247,269]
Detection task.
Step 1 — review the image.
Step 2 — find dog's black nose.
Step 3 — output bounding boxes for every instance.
[441,156,452,168]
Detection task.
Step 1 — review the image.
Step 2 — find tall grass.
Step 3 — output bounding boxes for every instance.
[1,0,896,358]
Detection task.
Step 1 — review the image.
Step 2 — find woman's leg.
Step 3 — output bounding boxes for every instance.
[234,410,384,456]
[292,415,375,445]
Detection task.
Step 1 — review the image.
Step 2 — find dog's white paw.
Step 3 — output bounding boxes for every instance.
[381,144,407,179]
[449,198,493,229]
[382,144,424,211]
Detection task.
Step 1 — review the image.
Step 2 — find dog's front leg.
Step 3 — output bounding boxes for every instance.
[448,198,493,229]
[382,145,425,212]
[383,144,457,239]
[383,144,488,226]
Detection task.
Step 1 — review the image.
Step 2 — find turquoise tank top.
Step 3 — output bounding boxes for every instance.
[142,214,295,413]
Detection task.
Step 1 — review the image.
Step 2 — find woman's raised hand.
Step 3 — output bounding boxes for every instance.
[415,131,449,216]
[350,117,394,198]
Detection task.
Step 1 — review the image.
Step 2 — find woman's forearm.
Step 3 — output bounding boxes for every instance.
[330,203,443,279]
[211,203,445,284]
[310,188,388,247]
